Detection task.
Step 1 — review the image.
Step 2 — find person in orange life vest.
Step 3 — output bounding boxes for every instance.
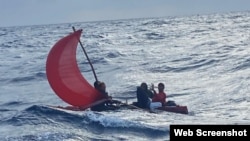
[152,83,177,106]
[152,83,167,106]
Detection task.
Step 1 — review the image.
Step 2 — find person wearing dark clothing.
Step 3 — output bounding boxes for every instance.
[134,82,162,110]
[94,81,101,89]
[135,83,151,109]
[91,81,120,111]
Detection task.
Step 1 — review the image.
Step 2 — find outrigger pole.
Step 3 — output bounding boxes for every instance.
[72,26,98,82]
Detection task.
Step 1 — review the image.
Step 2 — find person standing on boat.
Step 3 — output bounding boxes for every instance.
[135,82,162,110]
[91,81,120,111]
[152,83,177,106]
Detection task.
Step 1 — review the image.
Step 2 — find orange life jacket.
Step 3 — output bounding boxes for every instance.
[152,92,166,104]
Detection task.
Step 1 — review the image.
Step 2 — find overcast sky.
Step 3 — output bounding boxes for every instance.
[0,0,249,27]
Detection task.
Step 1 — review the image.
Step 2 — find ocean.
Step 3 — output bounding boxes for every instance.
[0,11,249,141]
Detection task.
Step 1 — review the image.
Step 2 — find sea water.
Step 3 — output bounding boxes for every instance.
[0,11,249,141]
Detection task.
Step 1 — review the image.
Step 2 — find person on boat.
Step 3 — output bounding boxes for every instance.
[152,83,177,106]
[139,82,154,99]
[134,82,162,111]
[90,81,121,111]
[94,80,101,89]
[152,83,166,105]
[96,81,109,98]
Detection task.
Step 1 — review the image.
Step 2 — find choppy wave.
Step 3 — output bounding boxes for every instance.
[1,105,168,141]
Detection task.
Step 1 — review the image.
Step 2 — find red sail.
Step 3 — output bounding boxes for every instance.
[46,29,103,106]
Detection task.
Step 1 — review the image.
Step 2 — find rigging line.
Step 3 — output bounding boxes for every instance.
[72,26,98,82]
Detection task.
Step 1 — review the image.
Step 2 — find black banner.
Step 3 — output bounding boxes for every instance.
[170,124,250,141]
